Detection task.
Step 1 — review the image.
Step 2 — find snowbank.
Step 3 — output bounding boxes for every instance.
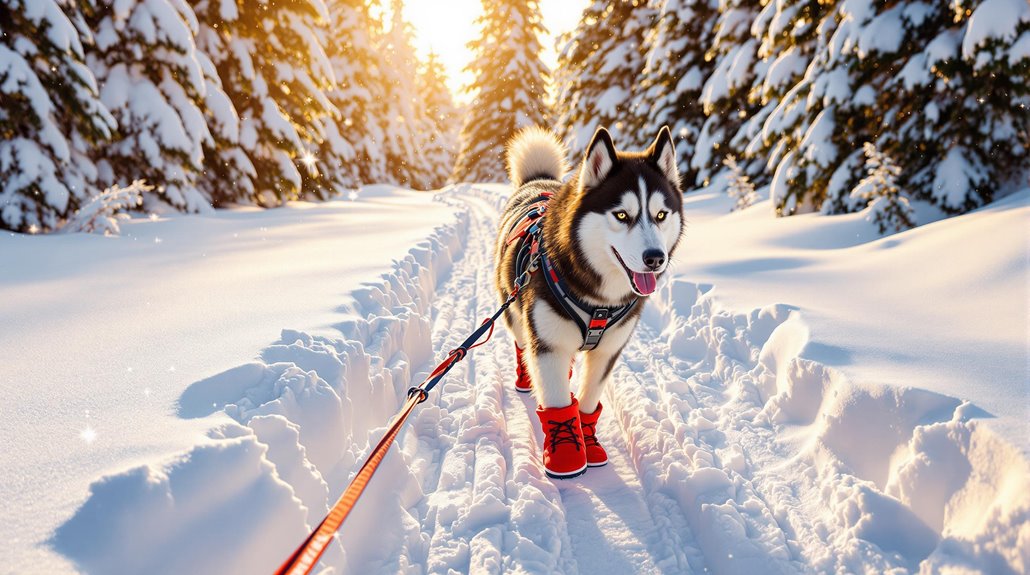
[52,206,469,571]
[631,275,1029,573]
[675,187,1030,454]
[0,186,463,573]
[627,187,1030,572]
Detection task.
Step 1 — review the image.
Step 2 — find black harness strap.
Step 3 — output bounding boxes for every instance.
[540,252,637,351]
[506,191,638,351]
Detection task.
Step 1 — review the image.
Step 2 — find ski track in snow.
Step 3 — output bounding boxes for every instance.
[54,185,1030,575]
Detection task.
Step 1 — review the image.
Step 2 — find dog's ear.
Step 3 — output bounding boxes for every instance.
[648,126,680,189]
[580,127,618,190]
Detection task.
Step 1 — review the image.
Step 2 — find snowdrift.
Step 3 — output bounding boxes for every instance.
[51,197,470,572]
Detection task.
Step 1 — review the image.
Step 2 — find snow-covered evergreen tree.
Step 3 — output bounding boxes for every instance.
[752,0,840,216]
[889,0,1029,213]
[85,0,214,213]
[852,142,914,234]
[191,0,337,205]
[1,0,115,232]
[769,0,1028,217]
[451,0,550,183]
[375,0,434,188]
[189,4,256,206]
[61,179,149,235]
[724,155,758,211]
[695,0,765,188]
[638,0,719,188]
[416,52,459,190]
[555,0,656,155]
[320,0,387,189]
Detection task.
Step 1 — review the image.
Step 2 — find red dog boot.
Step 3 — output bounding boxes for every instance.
[514,343,532,393]
[579,402,608,467]
[536,398,588,479]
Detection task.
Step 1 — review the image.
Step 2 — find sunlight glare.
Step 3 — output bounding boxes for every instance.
[400,0,589,102]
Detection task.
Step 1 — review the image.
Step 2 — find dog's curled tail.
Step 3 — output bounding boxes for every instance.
[506,126,568,188]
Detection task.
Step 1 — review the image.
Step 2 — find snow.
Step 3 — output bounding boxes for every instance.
[762,47,807,95]
[857,5,904,57]
[2,183,1028,574]
[0,186,460,573]
[962,0,1030,61]
[677,186,1030,454]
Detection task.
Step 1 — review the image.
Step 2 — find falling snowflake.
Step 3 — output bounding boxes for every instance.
[348,190,359,201]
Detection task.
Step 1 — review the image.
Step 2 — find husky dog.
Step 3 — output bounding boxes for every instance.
[495,126,684,478]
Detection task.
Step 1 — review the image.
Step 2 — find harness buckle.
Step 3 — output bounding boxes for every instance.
[581,308,611,350]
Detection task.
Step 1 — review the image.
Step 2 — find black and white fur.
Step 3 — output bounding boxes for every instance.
[495,126,684,412]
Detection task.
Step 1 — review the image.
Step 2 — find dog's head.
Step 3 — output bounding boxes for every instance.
[573,126,684,299]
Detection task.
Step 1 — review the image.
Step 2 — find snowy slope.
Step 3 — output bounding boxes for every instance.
[3,184,1027,574]
[675,187,1030,455]
[0,186,461,573]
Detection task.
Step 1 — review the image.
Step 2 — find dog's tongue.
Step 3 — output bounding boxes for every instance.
[632,271,657,295]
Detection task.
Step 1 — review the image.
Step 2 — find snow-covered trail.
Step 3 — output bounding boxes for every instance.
[53,184,1029,575]
[355,185,1028,574]
[381,189,702,573]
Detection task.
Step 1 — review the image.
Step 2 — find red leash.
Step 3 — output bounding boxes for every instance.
[273,281,527,575]
[273,391,422,575]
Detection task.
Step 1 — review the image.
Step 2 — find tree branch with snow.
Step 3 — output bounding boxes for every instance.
[851,143,915,235]
[61,180,151,236]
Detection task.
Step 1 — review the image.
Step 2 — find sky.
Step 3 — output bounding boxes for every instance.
[400,0,589,101]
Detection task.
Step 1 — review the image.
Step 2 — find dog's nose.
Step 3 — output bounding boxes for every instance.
[642,249,666,271]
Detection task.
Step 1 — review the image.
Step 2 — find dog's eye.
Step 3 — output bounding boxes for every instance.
[656,210,667,222]
[614,211,629,222]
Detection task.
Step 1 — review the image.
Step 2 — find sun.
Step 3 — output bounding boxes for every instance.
[400,0,589,102]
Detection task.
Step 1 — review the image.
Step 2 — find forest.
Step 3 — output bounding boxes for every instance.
[2,0,1028,234]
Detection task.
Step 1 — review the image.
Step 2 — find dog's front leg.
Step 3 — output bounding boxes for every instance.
[526,303,579,408]
[528,348,575,407]
[575,348,623,415]
[576,320,636,414]
[527,303,589,477]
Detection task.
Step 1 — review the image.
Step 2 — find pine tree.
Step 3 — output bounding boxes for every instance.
[321,0,387,189]
[85,0,214,213]
[191,0,337,206]
[639,0,720,188]
[889,0,1029,213]
[1,0,115,232]
[452,0,551,183]
[416,53,459,189]
[852,142,914,234]
[770,0,1029,217]
[190,6,257,207]
[694,0,764,189]
[555,0,656,155]
[751,0,840,216]
[375,0,434,188]
[724,155,758,211]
